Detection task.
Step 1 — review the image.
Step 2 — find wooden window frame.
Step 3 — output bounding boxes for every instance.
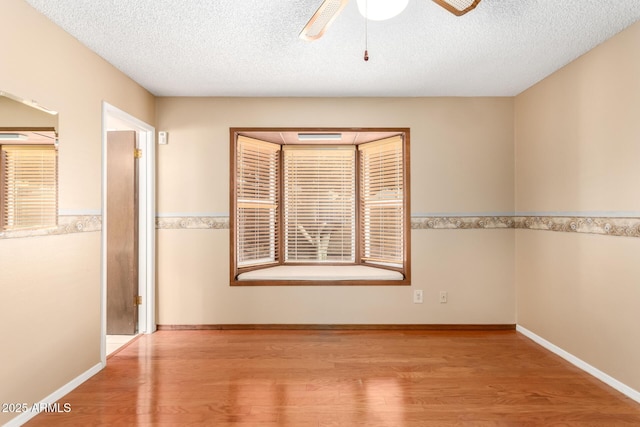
[230,128,411,286]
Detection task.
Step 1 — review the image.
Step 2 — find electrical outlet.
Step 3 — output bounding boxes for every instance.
[413,290,423,304]
[439,291,448,304]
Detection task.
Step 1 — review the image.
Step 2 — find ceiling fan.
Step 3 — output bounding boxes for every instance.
[300,0,482,41]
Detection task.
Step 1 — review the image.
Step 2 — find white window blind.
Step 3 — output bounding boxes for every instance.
[236,136,280,267]
[359,136,404,267]
[1,145,58,230]
[283,145,356,263]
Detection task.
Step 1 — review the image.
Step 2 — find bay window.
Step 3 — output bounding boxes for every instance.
[231,128,410,285]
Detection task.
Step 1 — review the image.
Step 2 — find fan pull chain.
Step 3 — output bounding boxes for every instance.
[364,0,369,61]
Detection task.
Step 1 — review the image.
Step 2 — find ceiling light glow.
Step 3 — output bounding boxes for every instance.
[356,0,409,21]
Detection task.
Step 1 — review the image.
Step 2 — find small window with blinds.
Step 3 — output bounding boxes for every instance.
[231,128,410,285]
[235,136,280,267]
[359,136,404,267]
[1,144,58,231]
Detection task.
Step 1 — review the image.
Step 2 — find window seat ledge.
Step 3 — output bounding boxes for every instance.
[237,265,403,281]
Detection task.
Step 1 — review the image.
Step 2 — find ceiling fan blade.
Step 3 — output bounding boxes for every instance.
[432,0,481,16]
[299,0,350,41]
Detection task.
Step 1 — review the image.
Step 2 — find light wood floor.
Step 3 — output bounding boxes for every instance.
[27,330,640,426]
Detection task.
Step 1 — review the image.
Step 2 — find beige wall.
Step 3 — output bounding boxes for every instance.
[0,0,154,424]
[515,22,640,214]
[0,233,100,422]
[155,97,515,325]
[515,21,640,391]
[0,95,58,129]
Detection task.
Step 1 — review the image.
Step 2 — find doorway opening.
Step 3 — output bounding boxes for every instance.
[101,102,156,364]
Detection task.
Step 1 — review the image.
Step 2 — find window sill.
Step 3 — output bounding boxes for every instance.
[234,265,408,286]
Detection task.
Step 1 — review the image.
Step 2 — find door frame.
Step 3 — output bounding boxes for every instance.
[100,102,156,365]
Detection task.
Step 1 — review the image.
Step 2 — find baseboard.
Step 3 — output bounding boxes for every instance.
[4,362,103,427]
[516,325,640,404]
[157,324,516,331]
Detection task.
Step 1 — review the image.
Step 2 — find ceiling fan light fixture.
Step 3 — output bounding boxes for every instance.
[299,0,349,41]
[432,0,482,16]
[356,0,409,21]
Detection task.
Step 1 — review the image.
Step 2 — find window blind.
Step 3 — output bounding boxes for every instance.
[283,145,356,263]
[1,145,58,230]
[359,136,404,267]
[236,136,280,267]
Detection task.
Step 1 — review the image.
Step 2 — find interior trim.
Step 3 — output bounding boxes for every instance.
[100,101,157,371]
[154,215,640,238]
[3,362,103,427]
[157,324,516,331]
[517,325,640,404]
[0,215,101,239]
[514,216,640,237]
[3,215,639,239]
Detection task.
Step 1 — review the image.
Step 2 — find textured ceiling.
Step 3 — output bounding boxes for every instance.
[24,0,640,97]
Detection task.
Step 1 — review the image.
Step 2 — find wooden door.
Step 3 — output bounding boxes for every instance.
[107,130,139,335]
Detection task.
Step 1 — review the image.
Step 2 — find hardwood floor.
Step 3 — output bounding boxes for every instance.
[27,330,640,426]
